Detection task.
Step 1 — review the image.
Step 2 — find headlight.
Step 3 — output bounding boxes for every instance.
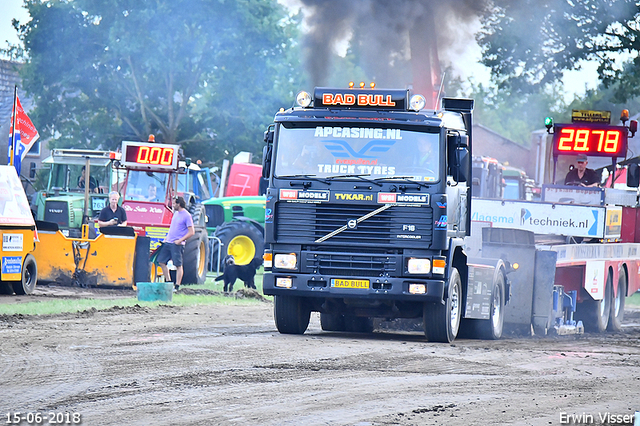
[408,258,430,274]
[409,94,426,111]
[296,91,312,108]
[274,253,297,270]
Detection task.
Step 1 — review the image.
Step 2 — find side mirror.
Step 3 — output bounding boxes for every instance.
[447,134,470,182]
[627,163,640,188]
[455,147,470,183]
[261,145,272,179]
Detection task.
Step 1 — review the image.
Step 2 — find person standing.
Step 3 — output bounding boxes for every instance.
[564,154,600,187]
[157,196,194,291]
[97,191,128,228]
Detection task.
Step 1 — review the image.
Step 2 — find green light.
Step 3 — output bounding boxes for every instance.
[544,117,553,127]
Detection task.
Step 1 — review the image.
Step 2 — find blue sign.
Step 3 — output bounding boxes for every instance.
[2,256,22,274]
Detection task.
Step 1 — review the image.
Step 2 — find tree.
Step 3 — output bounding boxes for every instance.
[477,0,639,99]
[9,0,302,164]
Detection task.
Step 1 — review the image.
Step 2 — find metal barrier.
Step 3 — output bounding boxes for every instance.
[207,235,222,277]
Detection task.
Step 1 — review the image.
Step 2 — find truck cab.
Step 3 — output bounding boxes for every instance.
[260,87,500,342]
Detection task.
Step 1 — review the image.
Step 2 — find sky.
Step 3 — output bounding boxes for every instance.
[0,0,601,101]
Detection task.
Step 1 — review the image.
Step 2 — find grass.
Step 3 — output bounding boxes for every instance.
[0,271,270,317]
[627,291,640,308]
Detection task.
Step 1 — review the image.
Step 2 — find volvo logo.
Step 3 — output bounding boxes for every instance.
[347,219,357,229]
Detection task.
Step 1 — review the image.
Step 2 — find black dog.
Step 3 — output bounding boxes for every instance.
[215,256,263,292]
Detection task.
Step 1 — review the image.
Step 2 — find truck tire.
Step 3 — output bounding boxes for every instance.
[13,254,37,295]
[607,270,626,332]
[577,274,612,333]
[212,220,264,270]
[477,272,505,340]
[320,313,345,331]
[274,295,310,334]
[181,228,209,285]
[424,267,462,343]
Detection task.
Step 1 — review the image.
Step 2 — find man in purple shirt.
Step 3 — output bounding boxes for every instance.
[157,196,194,291]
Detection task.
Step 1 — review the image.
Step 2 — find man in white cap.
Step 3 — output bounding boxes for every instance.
[564,154,600,187]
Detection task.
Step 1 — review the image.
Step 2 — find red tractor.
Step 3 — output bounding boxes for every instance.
[114,140,209,284]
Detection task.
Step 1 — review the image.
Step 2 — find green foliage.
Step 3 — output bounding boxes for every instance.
[478,0,640,98]
[11,0,304,167]
[461,80,567,147]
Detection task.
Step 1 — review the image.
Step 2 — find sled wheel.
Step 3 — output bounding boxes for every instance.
[274,295,310,335]
[424,267,462,343]
[13,254,37,295]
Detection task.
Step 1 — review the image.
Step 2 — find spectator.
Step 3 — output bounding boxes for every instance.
[97,191,128,228]
[157,196,195,292]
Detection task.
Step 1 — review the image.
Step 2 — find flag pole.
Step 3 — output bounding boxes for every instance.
[9,85,17,167]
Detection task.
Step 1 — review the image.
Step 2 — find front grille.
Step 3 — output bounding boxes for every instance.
[276,202,433,248]
[44,201,70,226]
[304,252,398,277]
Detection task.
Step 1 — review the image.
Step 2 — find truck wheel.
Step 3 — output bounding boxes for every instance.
[607,270,626,332]
[477,272,505,340]
[424,267,462,343]
[181,228,209,284]
[320,313,345,331]
[274,295,310,334]
[13,254,37,295]
[213,220,264,270]
[578,274,612,333]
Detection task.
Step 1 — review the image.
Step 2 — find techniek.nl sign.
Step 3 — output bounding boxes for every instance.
[471,199,605,238]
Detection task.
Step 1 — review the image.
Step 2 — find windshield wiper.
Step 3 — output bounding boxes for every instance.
[374,176,431,189]
[325,174,383,187]
[278,174,331,185]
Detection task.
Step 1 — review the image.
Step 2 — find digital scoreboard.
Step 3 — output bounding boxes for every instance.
[121,141,179,171]
[552,123,628,158]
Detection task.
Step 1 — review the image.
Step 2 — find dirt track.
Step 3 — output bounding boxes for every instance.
[1,288,639,426]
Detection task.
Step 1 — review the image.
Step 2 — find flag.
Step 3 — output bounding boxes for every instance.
[7,90,39,176]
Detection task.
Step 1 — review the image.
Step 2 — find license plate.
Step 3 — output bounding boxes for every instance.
[331,279,369,289]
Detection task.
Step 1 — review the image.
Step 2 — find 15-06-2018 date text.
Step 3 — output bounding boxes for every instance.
[5,412,81,425]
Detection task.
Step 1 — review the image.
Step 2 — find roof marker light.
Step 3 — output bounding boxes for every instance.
[359,81,366,88]
[370,82,376,89]
[348,81,355,88]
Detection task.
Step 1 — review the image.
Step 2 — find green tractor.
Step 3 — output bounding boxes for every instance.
[34,149,116,237]
[203,195,265,272]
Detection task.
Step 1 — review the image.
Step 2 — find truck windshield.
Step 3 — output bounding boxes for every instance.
[274,125,440,182]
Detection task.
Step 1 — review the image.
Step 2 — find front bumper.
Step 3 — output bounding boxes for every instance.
[263,272,445,302]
